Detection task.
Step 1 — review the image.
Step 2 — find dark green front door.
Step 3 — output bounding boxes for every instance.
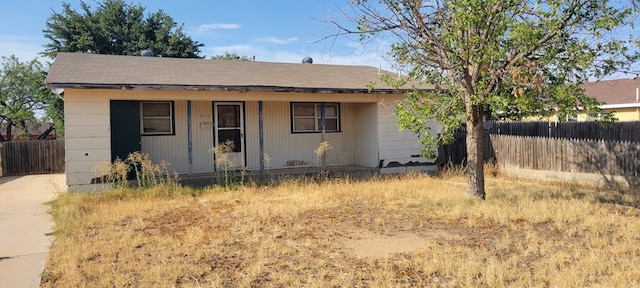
[110,100,141,178]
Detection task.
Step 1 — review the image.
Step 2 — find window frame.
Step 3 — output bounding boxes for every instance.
[140,101,175,136]
[290,102,341,133]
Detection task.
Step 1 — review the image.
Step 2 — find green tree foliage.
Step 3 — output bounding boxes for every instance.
[0,56,58,141]
[338,0,639,199]
[211,52,253,61]
[42,0,204,58]
[46,95,65,138]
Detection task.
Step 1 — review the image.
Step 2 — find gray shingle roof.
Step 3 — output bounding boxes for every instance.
[45,52,424,93]
[582,78,640,105]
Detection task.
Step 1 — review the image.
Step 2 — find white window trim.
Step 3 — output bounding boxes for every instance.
[140,101,174,135]
[291,102,340,133]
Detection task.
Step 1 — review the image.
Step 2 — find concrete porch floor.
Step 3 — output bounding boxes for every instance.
[178,165,380,187]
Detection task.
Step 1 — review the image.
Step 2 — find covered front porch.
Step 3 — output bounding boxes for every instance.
[138,97,382,176]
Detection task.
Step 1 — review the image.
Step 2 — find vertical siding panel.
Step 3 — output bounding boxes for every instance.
[261,101,355,169]
[263,101,311,168]
[377,94,434,167]
[353,102,379,167]
[142,100,189,174]
[244,101,260,170]
[192,101,214,173]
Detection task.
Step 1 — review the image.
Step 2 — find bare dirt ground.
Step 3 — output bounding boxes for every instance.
[42,175,640,287]
[342,227,462,258]
[139,201,516,271]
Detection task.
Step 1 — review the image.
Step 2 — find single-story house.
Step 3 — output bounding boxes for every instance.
[580,77,640,121]
[45,52,437,192]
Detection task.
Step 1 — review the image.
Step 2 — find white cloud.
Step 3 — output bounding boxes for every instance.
[197,23,241,31]
[0,35,46,61]
[219,46,396,71]
[202,38,397,72]
[256,37,299,45]
[312,52,396,70]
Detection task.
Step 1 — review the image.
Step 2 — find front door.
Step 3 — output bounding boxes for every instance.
[213,102,244,169]
[110,100,141,178]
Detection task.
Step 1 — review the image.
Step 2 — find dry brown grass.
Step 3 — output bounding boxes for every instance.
[42,173,640,287]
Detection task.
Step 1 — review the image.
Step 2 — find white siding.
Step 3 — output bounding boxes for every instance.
[141,101,189,174]
[64,90,111,192]
[63,88,381,191]
[259,101,356,169]
[244,101,260,169]
[353,102,379,167]
[191,101,214,173]
[377,94,436,169]
[123,100,367,174]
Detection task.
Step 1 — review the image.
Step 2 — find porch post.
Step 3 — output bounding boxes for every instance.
[259,101,264,174]
[320,103,326,166]
[320,103,326,134]
[187,100,193,176]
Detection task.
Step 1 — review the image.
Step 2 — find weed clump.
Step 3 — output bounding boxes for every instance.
[210,140,247,188]
[92,151,179,192]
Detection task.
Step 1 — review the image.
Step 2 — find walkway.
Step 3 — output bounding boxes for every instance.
[0,174,66,288]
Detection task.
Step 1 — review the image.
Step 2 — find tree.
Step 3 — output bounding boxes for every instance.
[334,0,639,199]
[0,56,57,142]
[46,94,65,138]
[211,52,253,61]
[42,0,204,58]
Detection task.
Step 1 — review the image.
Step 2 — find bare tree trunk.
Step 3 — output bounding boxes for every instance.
[4,120,13,142]
[466,103,486,200]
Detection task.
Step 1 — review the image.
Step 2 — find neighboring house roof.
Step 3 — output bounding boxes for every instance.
[0,122,55,139]
[582,78,640,109]
[46,52,428,93]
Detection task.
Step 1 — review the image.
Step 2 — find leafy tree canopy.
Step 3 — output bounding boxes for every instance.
[336,0,640,199]
[42,0,204,58]
[0,56,58,141]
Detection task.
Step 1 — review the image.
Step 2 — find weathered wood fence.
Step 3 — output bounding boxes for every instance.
[439,121,640,164]
[0,140,65,176]
[438,121,640,180]
[490,135,640,177]
[485,121,640,141]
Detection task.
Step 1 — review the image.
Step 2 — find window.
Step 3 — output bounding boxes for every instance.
[291,103,340,133]
[140,101,174,135]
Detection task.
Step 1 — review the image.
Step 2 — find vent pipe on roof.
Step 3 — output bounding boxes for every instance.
[302,57,313,64]
[141,49,154,57]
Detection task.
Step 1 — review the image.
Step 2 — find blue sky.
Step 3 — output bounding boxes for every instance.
[0,0,395,68]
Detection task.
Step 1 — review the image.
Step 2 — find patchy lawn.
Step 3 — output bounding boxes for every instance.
[42,174,640,287]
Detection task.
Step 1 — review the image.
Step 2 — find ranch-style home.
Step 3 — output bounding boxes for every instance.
[45,52,437,192]
[581,77,640,121]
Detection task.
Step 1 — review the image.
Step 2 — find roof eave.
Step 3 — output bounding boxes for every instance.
[45,83,423,94]
[601,103,640,109]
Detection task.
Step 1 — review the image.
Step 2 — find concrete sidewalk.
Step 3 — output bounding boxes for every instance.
[0,174,66,288]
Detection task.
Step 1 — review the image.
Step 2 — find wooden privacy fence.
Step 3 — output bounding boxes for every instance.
[490,135,640,177]
[0,140,65,176]
[437,132,493,166]
[438,121,640,167]
[485,121,640,142]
